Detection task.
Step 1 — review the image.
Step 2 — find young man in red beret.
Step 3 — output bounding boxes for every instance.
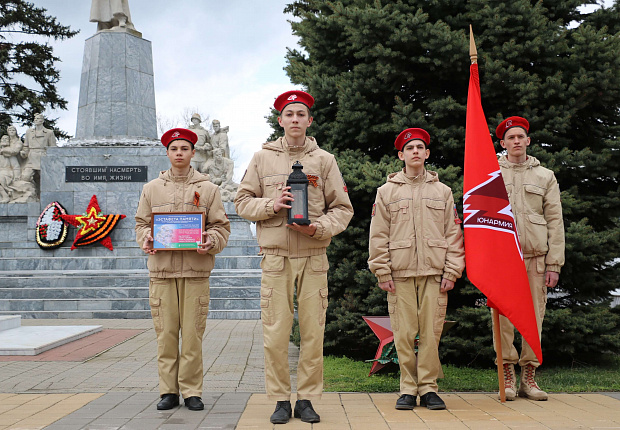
[368,128,465,410]
[135,128,230,411]
[234,91,353,424]
[494,116,564,401]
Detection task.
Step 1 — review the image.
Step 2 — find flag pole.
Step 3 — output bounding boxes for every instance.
[492,308,506,402]
[469,24,506,403]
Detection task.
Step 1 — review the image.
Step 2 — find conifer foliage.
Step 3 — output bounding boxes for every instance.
[277,0,620,358]
[0,1,78,136]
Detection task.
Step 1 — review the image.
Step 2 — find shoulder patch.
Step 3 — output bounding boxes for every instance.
[341,173,348,193]
[453,204,462,224]
[371,203,376,217]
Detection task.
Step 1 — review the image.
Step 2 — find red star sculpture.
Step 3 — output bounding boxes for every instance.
[363,316,394,376]
[61,194,126,251]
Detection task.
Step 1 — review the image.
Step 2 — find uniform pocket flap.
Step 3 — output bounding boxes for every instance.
[428,239,448,248]
[199,296,210,305]
[524,184,545,195]
[260,287,273,298]
[388,239,412,250]
[260,298,269,308]
[389,200,409,211]
[149,297,160,307]
[319,288,328,298]
[527,213,547,225]
[425,199,446,210]
[387,294,397,304]
[261,217,284,228]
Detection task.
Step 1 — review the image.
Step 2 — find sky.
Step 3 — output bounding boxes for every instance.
[32,0,303,181]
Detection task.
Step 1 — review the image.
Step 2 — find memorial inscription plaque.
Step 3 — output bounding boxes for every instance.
[65,166,148,182]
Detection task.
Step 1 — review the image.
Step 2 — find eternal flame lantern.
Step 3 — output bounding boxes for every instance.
[286,161,310,225]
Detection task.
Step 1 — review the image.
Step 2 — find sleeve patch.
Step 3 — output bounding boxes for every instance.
[372,203,376,217]
[453,204,462,224]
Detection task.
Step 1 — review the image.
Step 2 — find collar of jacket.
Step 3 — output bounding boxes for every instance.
[498,154,540,169]
[157,166,211,184]
[387,169,439,185]
[261,136,319,155]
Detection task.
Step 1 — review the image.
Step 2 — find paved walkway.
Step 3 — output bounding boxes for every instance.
[0,319,619,429]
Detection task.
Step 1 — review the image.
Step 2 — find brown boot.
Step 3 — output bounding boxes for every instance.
[518,364,548,401]
[500,363,516,401]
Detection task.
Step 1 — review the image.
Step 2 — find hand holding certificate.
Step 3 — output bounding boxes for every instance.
[148,212,210,252]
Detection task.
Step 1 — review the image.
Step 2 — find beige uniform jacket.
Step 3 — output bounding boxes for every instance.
[499,155,565,273]
[368,170,465,283]
[234,137,353,258]
[135,167,230,278]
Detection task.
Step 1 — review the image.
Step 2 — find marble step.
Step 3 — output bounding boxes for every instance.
[0,269,261,288]
[0,255,262,271]
[0,296,261,312]
[0,315,21,332]
[0,241,260,258]
[0,309,261,320]
[0,239,259,250]
[0,286,260,300]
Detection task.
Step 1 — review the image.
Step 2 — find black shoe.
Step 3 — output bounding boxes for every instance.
[294,399,320,423]
[419,392,446,410]
[395,394,416,410]
[184,396,204,411]
[156,394,179,410]
[270,401,292,424]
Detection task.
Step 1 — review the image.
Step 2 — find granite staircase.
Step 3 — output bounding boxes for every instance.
[0,204,262,319]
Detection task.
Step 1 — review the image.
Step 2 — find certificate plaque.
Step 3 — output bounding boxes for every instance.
[151,212,204,250]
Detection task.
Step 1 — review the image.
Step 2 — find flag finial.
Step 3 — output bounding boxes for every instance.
[469,25,478,64]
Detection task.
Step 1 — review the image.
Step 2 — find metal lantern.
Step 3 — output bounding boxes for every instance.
[286,161,310,225]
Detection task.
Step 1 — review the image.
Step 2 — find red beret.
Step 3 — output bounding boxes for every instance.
[394,128,430,151]
[274,90,315,112]
[161,128,198,148]
[496,116,529,139]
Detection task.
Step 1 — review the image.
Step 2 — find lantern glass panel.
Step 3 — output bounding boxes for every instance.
[289,183,308,221]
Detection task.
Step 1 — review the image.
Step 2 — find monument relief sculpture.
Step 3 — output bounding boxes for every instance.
[90,0,136,32]
[188,113,212,173]
[206,148,238,202]
[0,135,13,203]
[5,125,24,179]
[22,113,56,200]
[210,120,230,159]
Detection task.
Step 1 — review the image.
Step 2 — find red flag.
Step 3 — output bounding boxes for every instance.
[463,62,542,364]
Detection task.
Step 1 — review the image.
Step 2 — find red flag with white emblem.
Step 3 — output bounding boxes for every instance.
[463,60,542,364]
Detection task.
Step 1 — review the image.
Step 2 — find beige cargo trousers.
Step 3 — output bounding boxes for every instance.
[149,277,210,398]
[260,253,329,401]
[389,275,447,396]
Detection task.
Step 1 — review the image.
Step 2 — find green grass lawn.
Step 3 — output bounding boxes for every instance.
[323,355,620,393]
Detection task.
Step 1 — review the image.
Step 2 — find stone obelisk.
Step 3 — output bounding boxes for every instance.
[75,3,156,142]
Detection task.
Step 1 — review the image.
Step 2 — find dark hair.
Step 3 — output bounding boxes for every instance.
[280,102,312,116]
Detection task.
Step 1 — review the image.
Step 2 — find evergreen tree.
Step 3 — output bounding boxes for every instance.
[0,0,78,137]
[276,0,620,358]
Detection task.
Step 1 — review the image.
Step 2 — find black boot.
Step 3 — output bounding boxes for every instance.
[156,394,179,410]
[420,392,446,410]
[294,399,320,423]
[270,401,292,424]
[395,394,416,410]
[184,396,204,411]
